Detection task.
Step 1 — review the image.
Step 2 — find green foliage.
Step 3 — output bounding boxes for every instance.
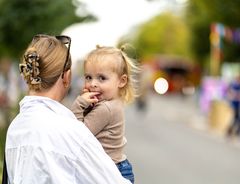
[121,12,191,61]
[0,0,95,59]
[0,127,7,182]
[185,0,240,63]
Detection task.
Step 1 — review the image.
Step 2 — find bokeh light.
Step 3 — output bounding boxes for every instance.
[154,77,169,94]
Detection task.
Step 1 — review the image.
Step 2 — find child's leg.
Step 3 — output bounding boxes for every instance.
[116,159,134,183]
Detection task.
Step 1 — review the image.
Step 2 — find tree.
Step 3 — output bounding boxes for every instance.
[185,0,240,64]
[0,0,95,59]
[119,12,191,62]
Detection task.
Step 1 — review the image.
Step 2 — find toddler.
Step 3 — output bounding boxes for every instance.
[71,45,140,183]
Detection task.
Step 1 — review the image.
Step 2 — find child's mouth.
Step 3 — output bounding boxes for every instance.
[95,94,101,100]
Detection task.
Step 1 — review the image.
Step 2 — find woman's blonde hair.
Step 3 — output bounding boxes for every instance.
[19,35,71,91]
[84,44,140,103]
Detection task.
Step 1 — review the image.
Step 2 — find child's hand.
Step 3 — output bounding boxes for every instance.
[81,89,99,106]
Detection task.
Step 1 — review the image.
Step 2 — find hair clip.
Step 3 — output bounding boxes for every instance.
[25,52,40,63]
[30,76,41,85]
[21,51,42,85]
[19,63,26,74]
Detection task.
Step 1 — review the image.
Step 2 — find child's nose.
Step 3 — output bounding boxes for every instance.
[91,79,98,87]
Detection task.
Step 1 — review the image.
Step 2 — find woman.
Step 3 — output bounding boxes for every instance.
[4,34,131,184]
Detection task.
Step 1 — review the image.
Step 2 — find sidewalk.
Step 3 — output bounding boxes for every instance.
[147,92,240,149]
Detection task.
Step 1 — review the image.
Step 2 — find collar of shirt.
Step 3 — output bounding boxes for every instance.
[19,96,76,120]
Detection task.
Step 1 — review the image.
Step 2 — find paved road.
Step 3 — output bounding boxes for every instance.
[125,93,240,184]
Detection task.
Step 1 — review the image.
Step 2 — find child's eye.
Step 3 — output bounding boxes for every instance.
[85,75,92,81]
[99,75,106,82]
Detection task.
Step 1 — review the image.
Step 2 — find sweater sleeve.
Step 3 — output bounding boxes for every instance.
[71,98,111,136]
[82,102,111,136]
[71,96,91,122]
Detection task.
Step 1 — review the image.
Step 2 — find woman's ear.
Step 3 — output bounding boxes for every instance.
[118,74,127,88]
[62,69,72,88]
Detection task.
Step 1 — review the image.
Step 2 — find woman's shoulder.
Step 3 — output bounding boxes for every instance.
[38,114,99,154]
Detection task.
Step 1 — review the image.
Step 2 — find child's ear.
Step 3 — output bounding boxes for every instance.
[118,74,127,88]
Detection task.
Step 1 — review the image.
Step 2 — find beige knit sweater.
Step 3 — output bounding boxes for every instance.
[71,96,127,163]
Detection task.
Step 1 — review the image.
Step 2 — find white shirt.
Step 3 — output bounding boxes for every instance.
[5,96,131,184]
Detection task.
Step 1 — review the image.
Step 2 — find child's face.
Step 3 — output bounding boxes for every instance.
[84,60,125,101]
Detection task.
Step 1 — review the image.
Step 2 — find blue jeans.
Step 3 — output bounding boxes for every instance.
[116,159,134,183]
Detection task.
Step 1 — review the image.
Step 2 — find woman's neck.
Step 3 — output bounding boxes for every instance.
[29,87,63,102]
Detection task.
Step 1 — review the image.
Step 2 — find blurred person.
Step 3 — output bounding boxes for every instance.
[4,34,131,184]
[226,75,240,137]
[0,59,10,109]
[135,65,151,112]
[0,58,20,126]
[71,45,140,183]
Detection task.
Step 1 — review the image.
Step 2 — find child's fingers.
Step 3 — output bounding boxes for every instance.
[81,91,99,104]
[89,92,100,98]
[82,88,89,93]
[90,98,98,104]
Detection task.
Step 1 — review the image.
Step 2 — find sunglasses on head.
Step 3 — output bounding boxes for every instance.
[32,34,71,78]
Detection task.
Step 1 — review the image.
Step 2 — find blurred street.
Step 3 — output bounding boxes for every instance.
[125,92,240,184]
[1,0,240,183]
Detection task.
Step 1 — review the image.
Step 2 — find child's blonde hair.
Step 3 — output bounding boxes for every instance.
[84,45,140,103]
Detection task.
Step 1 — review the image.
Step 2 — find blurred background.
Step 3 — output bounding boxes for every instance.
[0,0,240,183]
